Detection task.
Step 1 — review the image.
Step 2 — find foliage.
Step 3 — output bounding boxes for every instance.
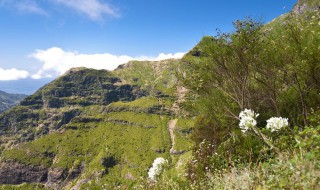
[192,126,320,189]
[180,6,320,184]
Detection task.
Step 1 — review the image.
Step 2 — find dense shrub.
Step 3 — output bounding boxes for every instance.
[180,10,320,180]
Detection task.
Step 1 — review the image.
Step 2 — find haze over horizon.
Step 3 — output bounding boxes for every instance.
[0,0,296,94]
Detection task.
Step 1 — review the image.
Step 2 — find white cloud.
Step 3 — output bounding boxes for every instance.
[51,0,119,20]
[0,67,29,81]
[0,0,47,15]
[0,0,118,20]
[156,52,186,60]
[30,47,185,79]
[16,0,47,15]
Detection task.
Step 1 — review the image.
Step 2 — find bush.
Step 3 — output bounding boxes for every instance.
[180,11,320,180]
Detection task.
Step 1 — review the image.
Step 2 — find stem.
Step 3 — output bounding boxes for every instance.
[293,73,309,126]
[251,125,279,153]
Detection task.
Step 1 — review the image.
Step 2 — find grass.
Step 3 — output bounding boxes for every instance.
[193,150,320,190]
[106,111,168,128]
[110,97,160,109]
[1,102,173,188]
[153,137,320,190]
[173,118,194,151]
[107,97,174,116]
[114,60,180,97]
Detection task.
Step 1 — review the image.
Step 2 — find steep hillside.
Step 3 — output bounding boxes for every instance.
[168,0,320,189]
[0,90,26,114]
[0,59,194,189]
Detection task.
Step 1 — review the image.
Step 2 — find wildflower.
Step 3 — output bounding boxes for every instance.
[239,109,259,133]
[148,157,168,181]
[266,117,288,132]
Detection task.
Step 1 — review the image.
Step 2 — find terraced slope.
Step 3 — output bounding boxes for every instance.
[0,59,194,189]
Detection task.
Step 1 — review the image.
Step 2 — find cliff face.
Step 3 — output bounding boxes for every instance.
[20,68,147,109]
[0,59,194,189]
[0,68,147,140]
[0,162,48,184]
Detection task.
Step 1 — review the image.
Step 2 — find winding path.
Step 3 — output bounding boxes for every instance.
[168,119,178,154]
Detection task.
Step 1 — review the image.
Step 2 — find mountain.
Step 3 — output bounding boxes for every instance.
[0,90,27,113]
[0,60,193,189]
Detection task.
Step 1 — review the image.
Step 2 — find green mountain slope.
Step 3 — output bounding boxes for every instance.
[0,59,193,189]
[0,90,26,114]
[0,0,319,189]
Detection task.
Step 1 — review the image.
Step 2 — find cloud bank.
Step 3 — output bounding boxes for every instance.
[0,67,29,81]
[30,47,185,79]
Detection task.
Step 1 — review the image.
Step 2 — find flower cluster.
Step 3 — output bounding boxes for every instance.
[266,117,289,132]
[148,157,168,181]
[239,109,259,133]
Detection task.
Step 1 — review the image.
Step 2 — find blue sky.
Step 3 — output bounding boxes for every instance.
[0,0,296,94]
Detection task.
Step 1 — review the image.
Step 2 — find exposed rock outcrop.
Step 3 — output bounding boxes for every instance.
[0,162,47,184]
[293,0,320,14]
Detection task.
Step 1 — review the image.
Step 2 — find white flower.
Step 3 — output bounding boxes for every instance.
[240,109,256,119]
[148,157,168,181]
[239,116,257,133]
[266,117,288,132]
[239,109,259,133]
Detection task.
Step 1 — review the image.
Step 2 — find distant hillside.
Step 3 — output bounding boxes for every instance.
[0,59,193,189]
[0,90,27,113]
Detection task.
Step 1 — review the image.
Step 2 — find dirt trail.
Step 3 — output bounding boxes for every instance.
[171,86,188,115]
[168,119,178,154]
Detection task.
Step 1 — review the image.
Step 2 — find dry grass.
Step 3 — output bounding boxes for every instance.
[193,151,320,190]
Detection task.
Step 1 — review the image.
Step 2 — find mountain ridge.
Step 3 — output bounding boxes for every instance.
[0,59,194,189]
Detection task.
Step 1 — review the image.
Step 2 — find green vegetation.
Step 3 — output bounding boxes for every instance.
[114,59,180,96]
[1,0,320,189]
[173,3,320,188]
[107,96,173,115]
[0,59,192,189]
[173,118,194,151]
[1,104,172,188]
[107,111,167,129]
